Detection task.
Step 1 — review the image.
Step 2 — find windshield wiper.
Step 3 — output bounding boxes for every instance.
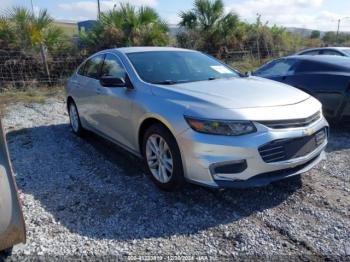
[152,80,191,85]
[152,80,178,85]
[208,77,220,80]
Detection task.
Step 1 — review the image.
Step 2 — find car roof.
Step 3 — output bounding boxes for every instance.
[108,46,196,54]
[297,47,350,52]
[285,55,350,66]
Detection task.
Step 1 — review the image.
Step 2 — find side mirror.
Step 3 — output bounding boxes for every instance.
[100,76,126,87]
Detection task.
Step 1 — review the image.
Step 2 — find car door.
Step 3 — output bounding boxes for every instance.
[76,54,105,130]
[94,53,135,149]
[0,119,26,251]
[285,61,350,118]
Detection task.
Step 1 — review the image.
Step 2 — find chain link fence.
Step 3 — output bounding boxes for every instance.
[0,47,298,90]
[0,50,86,91]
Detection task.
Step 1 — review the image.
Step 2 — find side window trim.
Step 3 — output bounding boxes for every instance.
[77,62,86,76]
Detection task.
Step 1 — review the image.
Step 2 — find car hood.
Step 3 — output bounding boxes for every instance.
[153,77,310,109]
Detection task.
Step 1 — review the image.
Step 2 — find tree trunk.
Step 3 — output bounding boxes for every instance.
[256,38,261,63]
[40,44,51,85]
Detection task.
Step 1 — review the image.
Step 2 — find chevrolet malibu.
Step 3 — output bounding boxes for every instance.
[65,47,328,190]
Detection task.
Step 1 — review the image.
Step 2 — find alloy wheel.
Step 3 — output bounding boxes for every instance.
[146,134,174,183]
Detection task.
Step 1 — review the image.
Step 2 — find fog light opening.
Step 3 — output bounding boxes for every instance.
[211,160,247,175]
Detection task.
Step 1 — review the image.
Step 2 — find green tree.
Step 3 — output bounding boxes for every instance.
[177,1,305,59]
[30,10,65,51]
[178,0,240,57]
[6,7,32,50]
[1,7,67,83]
[310,30,320,39]
[1,7,65,52]
[80,3,169,52]
[322,31,337,44]
[0,16,15,49]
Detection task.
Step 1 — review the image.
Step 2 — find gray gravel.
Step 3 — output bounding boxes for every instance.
[1,98,349,261]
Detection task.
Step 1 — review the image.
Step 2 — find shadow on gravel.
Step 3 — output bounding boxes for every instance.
[325,124,350,152]
[8,124,304,241]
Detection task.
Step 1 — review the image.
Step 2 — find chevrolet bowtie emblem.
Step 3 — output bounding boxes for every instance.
[304,128,313,136]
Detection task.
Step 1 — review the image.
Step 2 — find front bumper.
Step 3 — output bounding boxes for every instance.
[176,116,328,188]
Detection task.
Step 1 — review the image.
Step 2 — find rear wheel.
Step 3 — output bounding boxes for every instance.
[142,124,184,191]
[68,101,84,136]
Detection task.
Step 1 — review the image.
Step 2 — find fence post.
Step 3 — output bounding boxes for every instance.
[40,44,51,85]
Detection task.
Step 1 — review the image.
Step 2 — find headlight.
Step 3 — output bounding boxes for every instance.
[184,116,256,136]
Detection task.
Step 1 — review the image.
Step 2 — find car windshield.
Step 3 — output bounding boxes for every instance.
[127,51,240,85]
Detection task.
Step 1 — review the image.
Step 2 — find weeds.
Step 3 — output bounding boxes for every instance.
[0,86,64,116]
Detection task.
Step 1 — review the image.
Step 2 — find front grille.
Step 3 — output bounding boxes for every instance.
[258,111,321,129]
[255,154,320,179]
[258,128,326,163]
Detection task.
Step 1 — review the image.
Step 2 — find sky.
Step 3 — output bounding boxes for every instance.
[2,0,350,31]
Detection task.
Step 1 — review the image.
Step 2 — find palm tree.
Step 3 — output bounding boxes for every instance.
[178,0,240,56]
[6,7,32,50]
[81,3,169,52]
[30,9,56,82]
[3,7,65,83]
[3,7,64,52]
[0,16,15,49]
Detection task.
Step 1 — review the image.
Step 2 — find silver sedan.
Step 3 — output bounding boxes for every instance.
[65,47,328,190]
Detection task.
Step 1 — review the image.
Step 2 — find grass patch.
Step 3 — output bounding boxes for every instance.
[230,57,275,73]
[0,86,64,116]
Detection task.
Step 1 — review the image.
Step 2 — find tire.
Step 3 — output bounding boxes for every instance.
[68,101,84,136]
[142,124,185,191]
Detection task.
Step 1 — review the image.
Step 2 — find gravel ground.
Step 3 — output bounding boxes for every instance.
[1,98,349,261]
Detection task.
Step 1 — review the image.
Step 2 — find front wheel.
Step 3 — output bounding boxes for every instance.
[142,124,185,191]
[68,101,84,136]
